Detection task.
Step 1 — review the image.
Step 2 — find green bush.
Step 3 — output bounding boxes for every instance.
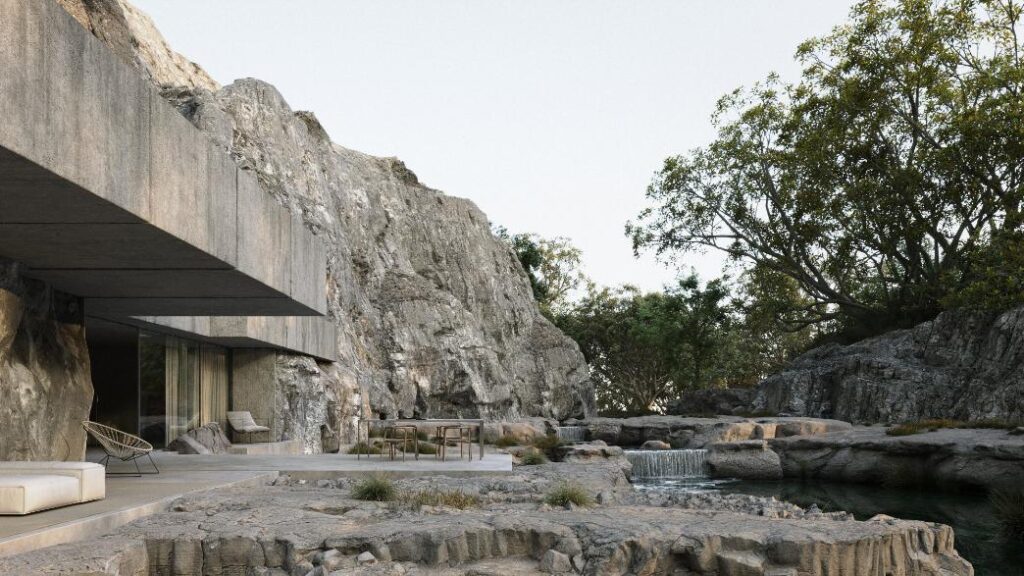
[545,482,592,508]
[532,434,563,459]
[401,488,480,509]
[347,441,381,455]
[494,435,519,448]
[518,449,548,466]
[887,419,1019,436]
[351,475,396,502]
[991,486,1024,540]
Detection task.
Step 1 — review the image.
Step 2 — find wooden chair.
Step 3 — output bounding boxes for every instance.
[436,425,472,461]
[227,411,271,444]
[82,421,158,476]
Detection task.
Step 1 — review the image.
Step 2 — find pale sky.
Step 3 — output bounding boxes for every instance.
[133,0,855,293]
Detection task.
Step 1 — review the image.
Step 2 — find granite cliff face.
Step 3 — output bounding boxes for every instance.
[0,261,92,461]
[61,0,594,427]
[755,306,1024,423]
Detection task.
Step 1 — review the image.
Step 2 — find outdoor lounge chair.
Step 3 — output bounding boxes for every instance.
[82,421,159,476]
[227,411,271,444]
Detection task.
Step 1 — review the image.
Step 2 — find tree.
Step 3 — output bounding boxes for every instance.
[629,0,1024,339]
[554,276,735,414]
[493,227,588,316]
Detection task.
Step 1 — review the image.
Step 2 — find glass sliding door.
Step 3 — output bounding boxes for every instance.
[200,346,229,431]
[138,331,231,447]
[165,336,201,443]
[138,331,168,446]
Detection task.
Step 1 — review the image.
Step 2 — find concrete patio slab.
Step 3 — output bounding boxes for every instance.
[0,448,513,558]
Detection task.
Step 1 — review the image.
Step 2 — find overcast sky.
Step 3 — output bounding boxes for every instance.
[133,0,855,293]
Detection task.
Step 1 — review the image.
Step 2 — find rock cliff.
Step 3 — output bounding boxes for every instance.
[755,306,1024,423]
[0,261,92,461]
[59,0,595,426]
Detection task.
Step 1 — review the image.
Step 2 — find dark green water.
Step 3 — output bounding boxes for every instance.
[635,478,1024,575]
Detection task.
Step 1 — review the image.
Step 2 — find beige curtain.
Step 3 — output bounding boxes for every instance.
[164,337,200,444]
[200,346,229,430]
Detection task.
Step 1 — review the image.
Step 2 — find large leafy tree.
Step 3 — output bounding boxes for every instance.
[555,276,735,414]
[494,227,588,316]
[630,0,1024,338]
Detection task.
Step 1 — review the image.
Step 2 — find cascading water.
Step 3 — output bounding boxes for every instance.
[556,426,586,443]
[625,449,709,479]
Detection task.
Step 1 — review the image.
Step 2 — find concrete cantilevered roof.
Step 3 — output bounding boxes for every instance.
[0,0,327,317]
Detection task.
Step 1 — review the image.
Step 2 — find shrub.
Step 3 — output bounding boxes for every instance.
[347,441,381,455]
[532,434,563,459]
[545,482,592,508]
[494,435,519,448]
[402,488,480,509]
[991,486,1024,540]
[518,449,548,466]
[351,475,396,502]
[887,418,1019,436]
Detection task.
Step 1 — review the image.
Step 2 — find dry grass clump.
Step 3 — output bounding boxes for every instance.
[532,434,563,459]
[401,488,480,509]
[991,486,1024,540]
[887,418,1018,436]
[351,474,396,501]
[493,434,520,448]
[518,449,548,466]
[545,482,592,508]
[347,441,381,455]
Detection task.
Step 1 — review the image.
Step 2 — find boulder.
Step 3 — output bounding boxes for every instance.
[707,441,783,480]
[168,422,232,454]
[640,440,671,450]
[668,388,756,416]
[539,549,572,574]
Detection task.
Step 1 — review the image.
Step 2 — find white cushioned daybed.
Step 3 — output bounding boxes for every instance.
[0,462,105,515]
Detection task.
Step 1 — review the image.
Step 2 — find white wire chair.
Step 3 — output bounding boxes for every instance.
[82,421,159,476]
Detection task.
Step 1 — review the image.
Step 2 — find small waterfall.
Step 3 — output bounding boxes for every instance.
[556,426,586,443]
[625,449,709,479]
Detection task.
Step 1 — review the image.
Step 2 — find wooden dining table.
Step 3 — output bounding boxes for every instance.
[356,418,485,460]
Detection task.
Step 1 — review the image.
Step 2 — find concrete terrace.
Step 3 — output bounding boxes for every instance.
[0,450,513,558]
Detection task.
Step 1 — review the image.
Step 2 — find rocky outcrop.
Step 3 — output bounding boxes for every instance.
[167,422,231,455]
[0,464,973,575]
[63,0,595,429]
[668,387,757,416]
[755,307,1024,423]
[567,415,851,448]
[707,440,783,480]
[769,426,1024,490]
[0,261,92,461]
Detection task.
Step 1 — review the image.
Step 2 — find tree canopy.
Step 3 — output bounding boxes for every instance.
[494,227,588,316]
[630,0,1024,338]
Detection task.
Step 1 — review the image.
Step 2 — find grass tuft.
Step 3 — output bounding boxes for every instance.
[401,488,480,509]
[545,482,592,508]
[532,434,564,459]
[494,434,520,448]
[991,486,1024,540]
[887,418,1019,436]
[347,441,381,455]
[518,449,548,466]
[351,474,396,501]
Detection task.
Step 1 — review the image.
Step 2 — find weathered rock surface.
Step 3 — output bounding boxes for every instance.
[668,387,757,416]
[63,0,596,435]
[0,463,973,575]
[0,261,92,461]
[707,440,783,480]
[769,426,1024,489]
[566,416,851,448]
[167,422,231,455]
[755,306,1024,423]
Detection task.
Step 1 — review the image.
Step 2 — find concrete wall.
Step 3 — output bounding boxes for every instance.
[0,0,327,316]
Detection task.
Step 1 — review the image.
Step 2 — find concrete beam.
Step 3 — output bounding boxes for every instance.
[0,0,327,317]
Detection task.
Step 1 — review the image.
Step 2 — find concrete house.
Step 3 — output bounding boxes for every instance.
[0,0,335,460]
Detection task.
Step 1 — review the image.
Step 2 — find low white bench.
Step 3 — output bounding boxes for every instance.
[0,462,105,515]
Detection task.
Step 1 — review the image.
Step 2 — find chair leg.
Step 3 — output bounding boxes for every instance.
[147,453,160,474]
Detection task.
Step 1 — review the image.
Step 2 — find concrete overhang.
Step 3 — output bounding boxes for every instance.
[106,315,338,362]
[0,0,327,317]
